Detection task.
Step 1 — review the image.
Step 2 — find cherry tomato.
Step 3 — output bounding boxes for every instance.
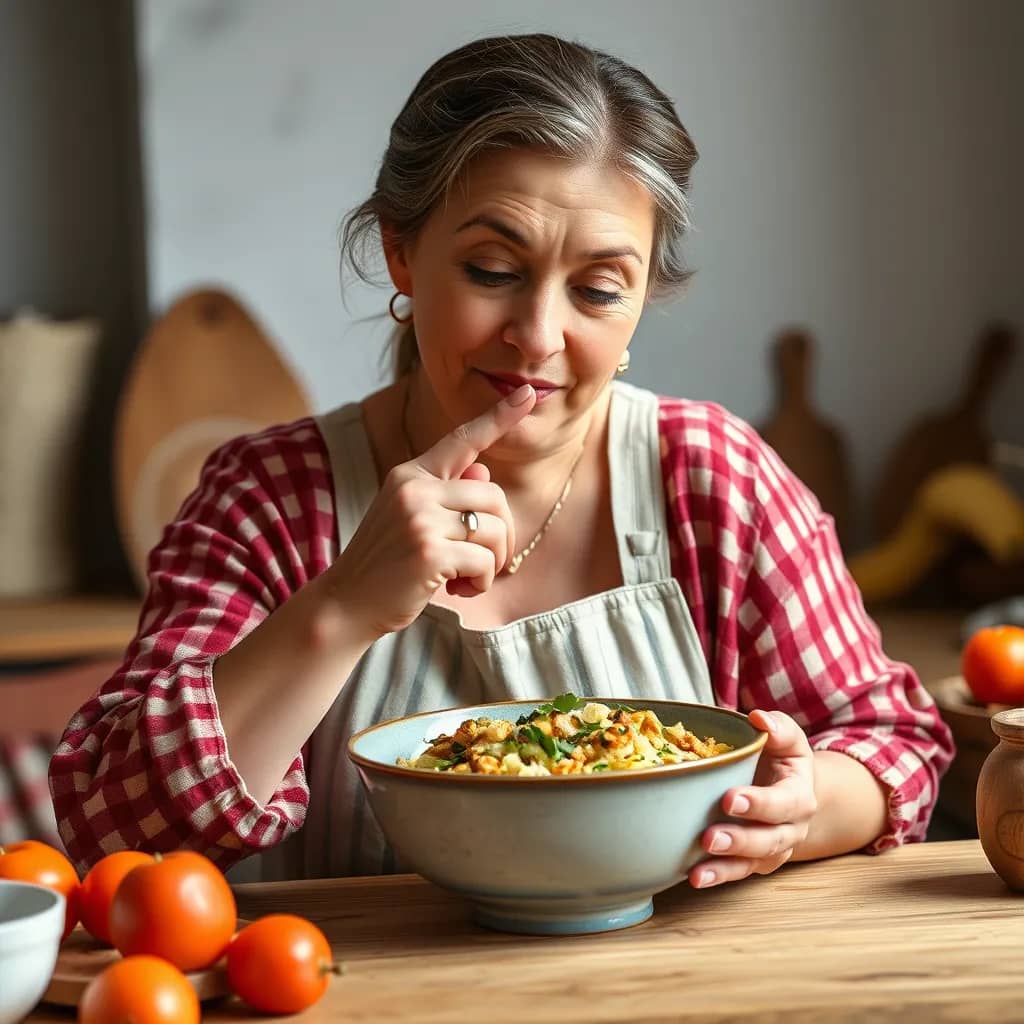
[109,851,236,971]
[963,625,1024,705]
[78,850,154,944]
[227,913,339,1014]
[78,954,199,1024]
[0,839,80,940]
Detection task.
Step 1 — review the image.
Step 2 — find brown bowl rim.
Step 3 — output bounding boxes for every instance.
[347,697,768,785]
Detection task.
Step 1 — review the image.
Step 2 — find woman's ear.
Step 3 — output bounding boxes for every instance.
[380,220,414,297]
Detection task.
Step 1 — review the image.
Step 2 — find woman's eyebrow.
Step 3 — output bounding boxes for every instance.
[585,245,643,265]
[455,215,527,246]
[455,215,643,265]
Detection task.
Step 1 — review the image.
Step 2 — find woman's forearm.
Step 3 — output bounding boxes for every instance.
[213,573,380,805]
[792,750,889,861]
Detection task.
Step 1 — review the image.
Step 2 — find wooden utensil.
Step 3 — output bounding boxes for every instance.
[873,322,1018,542]
[114,288,311,587]
[758,327,852,547]
[43,925,234,1005]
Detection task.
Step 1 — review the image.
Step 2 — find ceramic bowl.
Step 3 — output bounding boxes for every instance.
[349,698,767,935]
[0,880,65,1024]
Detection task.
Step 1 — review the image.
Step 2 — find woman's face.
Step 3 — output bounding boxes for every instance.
[385,148,656,453]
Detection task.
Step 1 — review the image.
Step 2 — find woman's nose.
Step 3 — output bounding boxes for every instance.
[502,287,566,362]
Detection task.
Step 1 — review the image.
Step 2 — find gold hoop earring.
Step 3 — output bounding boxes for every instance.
[388,291,414,325]
[616,349,631,374]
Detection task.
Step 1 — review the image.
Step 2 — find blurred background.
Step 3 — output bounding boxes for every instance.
[0,0,1021,843]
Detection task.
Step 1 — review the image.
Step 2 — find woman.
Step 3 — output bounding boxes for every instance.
[50,34,953,888]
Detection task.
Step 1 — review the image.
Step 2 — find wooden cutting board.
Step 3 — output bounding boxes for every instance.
[42,924,241,1005]
[873,322,1017,542]
[758,327,852,547]
[114,288,311,587]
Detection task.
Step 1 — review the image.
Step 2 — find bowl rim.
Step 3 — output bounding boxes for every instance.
[348,697,767,785]
[0,878,66,928]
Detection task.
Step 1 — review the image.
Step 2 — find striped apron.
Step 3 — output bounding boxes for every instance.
[255,381,714,881]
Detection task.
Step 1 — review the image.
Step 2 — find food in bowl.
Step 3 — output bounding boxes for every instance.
[398,693,733,775]
[349,696,768,935]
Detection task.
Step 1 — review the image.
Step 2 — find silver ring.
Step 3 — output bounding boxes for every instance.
[460,510,479,539]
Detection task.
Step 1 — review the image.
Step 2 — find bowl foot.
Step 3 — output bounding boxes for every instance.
[471,896,654,935]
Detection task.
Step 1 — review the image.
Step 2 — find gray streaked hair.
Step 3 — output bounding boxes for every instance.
[339,33,699,378]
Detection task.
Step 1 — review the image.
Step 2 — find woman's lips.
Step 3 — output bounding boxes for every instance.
[480,372,561,402]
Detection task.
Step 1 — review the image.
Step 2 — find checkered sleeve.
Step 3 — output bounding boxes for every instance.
[49,418,338,873]
[659,398,954,850]
[0,737,61,847]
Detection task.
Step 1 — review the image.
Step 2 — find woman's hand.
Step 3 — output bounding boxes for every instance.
[328,384,536,640]
[689,709,817,889]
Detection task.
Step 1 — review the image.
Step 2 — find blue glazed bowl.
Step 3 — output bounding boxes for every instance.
[349,698,767,935]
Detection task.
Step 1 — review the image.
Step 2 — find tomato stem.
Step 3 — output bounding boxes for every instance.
[320,960,344,977]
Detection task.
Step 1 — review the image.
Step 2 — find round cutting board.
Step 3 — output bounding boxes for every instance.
[114,287,311,587]
[42,924,239,1005]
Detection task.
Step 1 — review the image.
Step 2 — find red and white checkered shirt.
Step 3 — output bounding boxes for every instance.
[49,397,954,874]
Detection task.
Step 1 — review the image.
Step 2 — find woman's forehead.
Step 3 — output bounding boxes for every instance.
[439,149,656,248]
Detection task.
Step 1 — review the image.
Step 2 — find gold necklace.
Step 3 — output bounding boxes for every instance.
[400,378,587,575]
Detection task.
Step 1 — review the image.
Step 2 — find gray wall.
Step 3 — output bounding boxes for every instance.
[138,0,1023,545]
[1,0,146,590]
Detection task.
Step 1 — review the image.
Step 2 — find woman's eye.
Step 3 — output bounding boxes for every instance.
[580,286,623,306]
[463,264,517,287]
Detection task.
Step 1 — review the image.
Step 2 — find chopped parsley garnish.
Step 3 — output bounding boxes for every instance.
[518,692,586,722]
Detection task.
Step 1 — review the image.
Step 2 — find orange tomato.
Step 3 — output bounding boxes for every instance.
[78,954,199,1024]
[226,913,339,1014]
[109,851,236,971]
[0,839,80,940]
[78,850,154,945]
[962,625,1024,705]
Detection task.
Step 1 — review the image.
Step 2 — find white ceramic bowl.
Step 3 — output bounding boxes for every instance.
[349,698,767,935]
[0,880,64,1024]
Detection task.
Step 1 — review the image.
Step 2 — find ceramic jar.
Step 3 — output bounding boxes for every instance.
[977,707,1024,891]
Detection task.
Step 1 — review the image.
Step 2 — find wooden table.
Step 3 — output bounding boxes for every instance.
[27,840,1024,1022]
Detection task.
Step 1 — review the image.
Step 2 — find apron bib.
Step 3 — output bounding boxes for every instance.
[255,381,713,881]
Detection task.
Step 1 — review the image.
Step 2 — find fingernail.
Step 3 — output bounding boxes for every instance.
[709,831,731,853]
[696,868,716,888]
[507,384,533,405]
[730,794,750,816]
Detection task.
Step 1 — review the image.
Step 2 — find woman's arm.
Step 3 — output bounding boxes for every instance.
[658,398,954,887]
[213,572,377,805]
[797,750,888,860]
[50,423,335,871]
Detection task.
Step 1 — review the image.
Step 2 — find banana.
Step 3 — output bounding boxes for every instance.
[849,463,1024,604]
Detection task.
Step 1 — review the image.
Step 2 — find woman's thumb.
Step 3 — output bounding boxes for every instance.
[749,709,811,757]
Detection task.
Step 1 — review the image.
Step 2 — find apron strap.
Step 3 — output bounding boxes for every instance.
[315,403,380,550]
[608,381,672,587]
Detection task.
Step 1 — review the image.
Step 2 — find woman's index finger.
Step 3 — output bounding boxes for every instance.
[418,384,536,479]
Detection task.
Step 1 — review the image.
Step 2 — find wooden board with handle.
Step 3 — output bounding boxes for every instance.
[758,327,852,547]
[873,321,1018,542]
